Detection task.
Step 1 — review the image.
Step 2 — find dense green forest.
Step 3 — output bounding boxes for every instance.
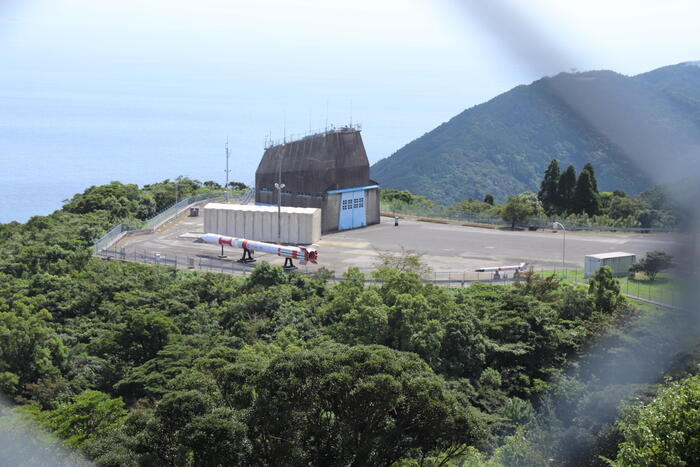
[371,61,700,204]
[1,180,698,465]
[381,162,683,229]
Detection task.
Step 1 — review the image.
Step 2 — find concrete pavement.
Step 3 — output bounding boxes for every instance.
[114,214,684,275]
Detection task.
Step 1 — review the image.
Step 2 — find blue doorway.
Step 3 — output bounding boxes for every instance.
[339,190,366,230]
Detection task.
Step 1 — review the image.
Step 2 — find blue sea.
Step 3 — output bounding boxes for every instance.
[0,91,423,224]
[0,89,257,223]
[0,80,467,224]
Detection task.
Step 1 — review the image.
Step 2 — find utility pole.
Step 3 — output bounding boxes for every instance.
[224,138,231,202]
[553,221,566,277]
[274,182,285,245]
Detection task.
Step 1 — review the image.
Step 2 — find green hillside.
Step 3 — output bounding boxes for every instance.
[371,62,700,204]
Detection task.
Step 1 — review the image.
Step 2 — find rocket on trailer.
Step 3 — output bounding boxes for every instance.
[474,262,528,279]
[200,233,318,269]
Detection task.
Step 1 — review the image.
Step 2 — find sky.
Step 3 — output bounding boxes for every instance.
[0,0,698,220]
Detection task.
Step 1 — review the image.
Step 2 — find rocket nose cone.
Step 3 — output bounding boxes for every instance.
[200,233,220,244]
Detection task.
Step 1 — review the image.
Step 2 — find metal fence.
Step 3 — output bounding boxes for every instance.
[93,223,126,253]
[143,192,225,230]
[95,248,523,288]
[538,266,685,309]
[264,124,362,149]
[92,192,226,253]
[240,187,255,204]
[383,204,676,233]
[95,248,684,310]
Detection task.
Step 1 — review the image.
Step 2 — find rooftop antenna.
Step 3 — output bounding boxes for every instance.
[350,99,353,127]
[283,112,286,144]
[224,138,231,202]
[325,99,329,133]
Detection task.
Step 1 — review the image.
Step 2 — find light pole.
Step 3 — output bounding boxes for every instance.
[553,221,566,277]
[274,182,285,245]
[224,139,231,203]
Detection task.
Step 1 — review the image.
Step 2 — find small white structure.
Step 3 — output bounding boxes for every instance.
[584,252,636,278]
[203,203,321,245]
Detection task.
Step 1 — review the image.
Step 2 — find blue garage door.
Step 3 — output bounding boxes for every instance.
[339,190,366,230]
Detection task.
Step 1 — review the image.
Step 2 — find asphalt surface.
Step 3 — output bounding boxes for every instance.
[113,212,684,276]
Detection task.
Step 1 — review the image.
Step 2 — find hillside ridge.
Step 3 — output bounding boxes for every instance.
[371,62,700,204]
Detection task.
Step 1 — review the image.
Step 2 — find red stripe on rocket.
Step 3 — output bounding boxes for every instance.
[201,233,319,265]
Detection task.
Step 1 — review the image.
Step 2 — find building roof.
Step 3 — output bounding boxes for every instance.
[585,252,636,259]
[326,184,380,194]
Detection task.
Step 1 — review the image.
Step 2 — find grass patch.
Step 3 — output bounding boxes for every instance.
[619,273,684,305]
[535,269,684,306]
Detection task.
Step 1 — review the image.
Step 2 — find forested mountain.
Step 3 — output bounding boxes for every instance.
[371,62,700,204]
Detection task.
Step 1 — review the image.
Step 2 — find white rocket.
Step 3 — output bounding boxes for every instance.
[474,262,528,278]
[200,233,318,266]
[474,262,528,273]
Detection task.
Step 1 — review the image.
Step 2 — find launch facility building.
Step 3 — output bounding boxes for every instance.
[255,126,380,233]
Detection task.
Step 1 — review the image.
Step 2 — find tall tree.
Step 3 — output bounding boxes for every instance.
[501,196,531,229]
[538,159,560,214]
[629,251,674,281]
[582,162,598,193]
[573,168,599,215]
[588,266,622,313]
[557,165,577,214]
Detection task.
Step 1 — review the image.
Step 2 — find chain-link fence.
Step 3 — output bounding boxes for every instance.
[143,192,225,230]
[382,203,675,232]
[93,223,126,253]
[95,248,523,287]
[537,266,684,309]
[240,187,255,204]
[93,192,226,253]
[94,249,681,310]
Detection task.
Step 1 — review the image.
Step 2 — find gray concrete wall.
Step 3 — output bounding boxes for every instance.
[365,188,380,226]
[322,194,341,233]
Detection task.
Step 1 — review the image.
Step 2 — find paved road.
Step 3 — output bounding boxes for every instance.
[114,214,684,275]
